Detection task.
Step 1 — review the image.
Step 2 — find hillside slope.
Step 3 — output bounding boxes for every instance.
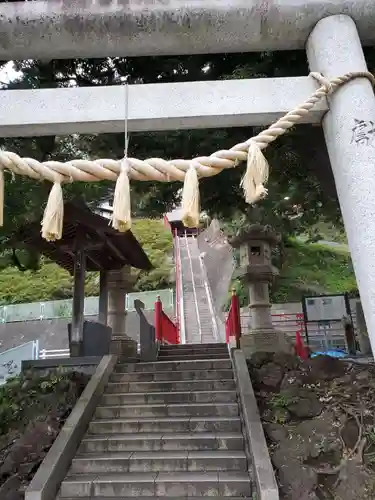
[232,239,357,306]
[272,239,357,302]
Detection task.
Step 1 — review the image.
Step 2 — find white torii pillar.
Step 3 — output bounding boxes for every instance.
[307,15,375,355]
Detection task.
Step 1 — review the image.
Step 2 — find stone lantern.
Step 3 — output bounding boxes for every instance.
[231,224,292,357]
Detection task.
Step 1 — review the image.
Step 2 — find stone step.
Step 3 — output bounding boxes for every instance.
[101,390,237,406]
[88,416,242,434]
[162,341,224,346]
[115,359,232,373]
[60,471,252,497]
[110,369,234,383]
[105,379,237,394]
[159,343,226,351]
[59,496,252,500]
[70,450,247,474]
[94,403,239,419]
[79,432,244,453]
[157,353,229,361]
[186,339,218,346]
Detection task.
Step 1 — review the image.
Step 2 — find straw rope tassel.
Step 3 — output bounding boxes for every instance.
[112,158,131,232]
[41,182,64,241]
[181,163,200,228]
[112,80,132,233]
[240,141,269,204]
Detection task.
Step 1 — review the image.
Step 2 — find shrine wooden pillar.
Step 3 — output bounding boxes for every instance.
[98,270,109,325]
[70,234,86,357]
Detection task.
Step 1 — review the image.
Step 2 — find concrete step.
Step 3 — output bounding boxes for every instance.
[101,390,237,406]
[157,353,229,361]
[110,369,234,383]
[60,471,252,497]
[115,359,232,373]
[79,432,244,453]
[159,343,227,351]
[70,450,247,474]
[158,347,228,353]
[94,403,239,419]
[88,416,242,434]
[105,379,237,394]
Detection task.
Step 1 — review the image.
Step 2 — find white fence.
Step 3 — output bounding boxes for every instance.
[38,348,70,359]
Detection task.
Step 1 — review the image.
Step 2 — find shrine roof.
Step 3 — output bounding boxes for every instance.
[9,201,152,274]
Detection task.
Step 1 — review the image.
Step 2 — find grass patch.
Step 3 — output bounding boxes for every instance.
[273,239,357,302]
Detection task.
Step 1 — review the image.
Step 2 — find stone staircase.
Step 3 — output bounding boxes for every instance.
[57,343,253,499]
[178,236,218,344]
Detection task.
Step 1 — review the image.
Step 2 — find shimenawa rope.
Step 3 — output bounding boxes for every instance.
[0,71,373,240]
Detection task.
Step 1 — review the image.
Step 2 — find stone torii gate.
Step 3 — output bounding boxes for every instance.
[1,2,375,354]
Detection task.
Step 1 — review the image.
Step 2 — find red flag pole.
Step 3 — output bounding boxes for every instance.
[295,330,308,360]
[226,303,232,343]
[234,291,242,345]
[231,289,241,348]
[226,289,241,346]
[230,289,237,339]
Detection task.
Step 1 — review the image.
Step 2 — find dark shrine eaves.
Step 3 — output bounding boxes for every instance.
[9,202,153,275]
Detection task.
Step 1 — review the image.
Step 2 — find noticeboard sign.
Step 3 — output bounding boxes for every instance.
[302,294,350,323]
[0,341,38,385]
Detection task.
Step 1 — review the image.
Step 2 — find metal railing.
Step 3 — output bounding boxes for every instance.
[173,229,186,344]
[184,231,203,343]
[238,312,348,352]
[197,241,221,342]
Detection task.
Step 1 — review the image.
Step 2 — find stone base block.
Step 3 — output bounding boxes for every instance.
[110,337,137,358]
[240,330,294,358]
[70,341,83,357]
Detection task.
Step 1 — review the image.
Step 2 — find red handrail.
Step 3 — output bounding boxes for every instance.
[173,228,180,338]
[155,296,179,345]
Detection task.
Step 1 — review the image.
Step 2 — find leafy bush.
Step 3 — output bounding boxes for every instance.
[0,370,88,435]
